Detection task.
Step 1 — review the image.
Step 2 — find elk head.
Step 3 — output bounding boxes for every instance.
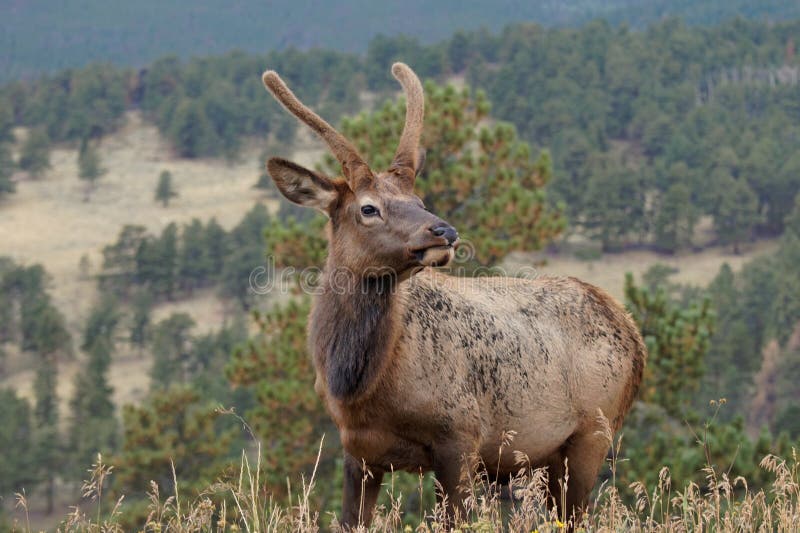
[262,63,458,280]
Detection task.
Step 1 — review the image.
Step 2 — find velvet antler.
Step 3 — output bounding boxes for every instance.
[388,62,425,188]
[262,70,373,188]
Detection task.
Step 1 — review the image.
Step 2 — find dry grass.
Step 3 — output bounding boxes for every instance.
[504,237,779,301]
[7,438,799,532]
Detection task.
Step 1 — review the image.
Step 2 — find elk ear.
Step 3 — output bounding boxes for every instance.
[267,157,337,213]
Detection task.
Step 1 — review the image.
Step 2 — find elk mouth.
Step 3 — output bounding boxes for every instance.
[412,244,456,268]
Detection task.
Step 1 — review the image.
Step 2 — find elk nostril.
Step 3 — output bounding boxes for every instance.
[431,225,447,237]
[430,222,458,244]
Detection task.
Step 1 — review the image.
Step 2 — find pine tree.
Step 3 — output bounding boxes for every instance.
[81,294,121,351]
[0,142,16,198]
[204,217,229,280]
[320,81,564,265]
[624,272,714,418]
[219,204,272,307]
[110,387,234,499]
[702,263,756,416]
[100,224,149,294]
[129,290,153,354]
[653,183,695,253]
[0,388,36,495]
[713,175,761,253]
[67,296,119,479]
[135,223,178,299]
[156,223,179,298]
[226,298,333,497]
[583,155,647,252]
[30,303,70,513]
[0,101,15,198]
[150,312,195,390]
[78,137,106,201]
[33,354,59,513]
[178,219,209,292]
[18,128,51,178]
[169,99,215,158]
[67,337,117,480]
[154,170,178,207]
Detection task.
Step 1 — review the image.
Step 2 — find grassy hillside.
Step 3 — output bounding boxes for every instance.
[0,114,327,413]
[2,0,799,81]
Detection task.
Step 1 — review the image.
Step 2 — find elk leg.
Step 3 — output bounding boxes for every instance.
[341,453,384,530]
[432,446,477,528]
[547,428,609,528]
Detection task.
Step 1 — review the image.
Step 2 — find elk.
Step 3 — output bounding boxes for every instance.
[261,63,646,529]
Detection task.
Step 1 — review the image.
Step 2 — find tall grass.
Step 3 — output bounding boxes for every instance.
[8,441,798,532]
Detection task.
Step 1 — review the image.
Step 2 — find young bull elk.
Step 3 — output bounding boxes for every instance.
[261,63,646,529]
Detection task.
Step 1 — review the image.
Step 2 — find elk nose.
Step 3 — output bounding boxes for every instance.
[430,222,458,245]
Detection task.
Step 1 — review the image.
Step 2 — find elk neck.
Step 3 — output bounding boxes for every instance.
[309,265,405,403]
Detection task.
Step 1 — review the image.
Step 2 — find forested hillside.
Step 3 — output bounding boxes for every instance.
[1,14,799,530]
[2,0,799,81]
[3,18,799,251]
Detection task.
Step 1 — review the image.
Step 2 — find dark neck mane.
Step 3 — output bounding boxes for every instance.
[310,272,399,401]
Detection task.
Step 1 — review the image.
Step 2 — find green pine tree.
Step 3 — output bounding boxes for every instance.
[135,223,178,299]
[178,219,209,292]
[129,290,153,354]
[154,170,178,207]
[653,183,695,253]
[168,99,215,158]
[0,388,36,495]
[29,301,70,513]
[33,353,60,513]
[713,175,761,253]
[67,296,120,478]
[150,312,195,390]
[0,142,16,198]
[110,387,235,507]
[67,337,118,480]
[100,225,149,294]
[18,128,51,178]
[624,272,715,418]
[226,298,334,499]
[204,217,229,280]
[78,137,106,201]
[583,155,647,252]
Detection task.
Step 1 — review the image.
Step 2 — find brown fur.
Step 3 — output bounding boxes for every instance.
[261,63,647,529]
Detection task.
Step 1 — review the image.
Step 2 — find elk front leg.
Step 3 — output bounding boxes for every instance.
[432,445,478,528]
[341,452,384,530]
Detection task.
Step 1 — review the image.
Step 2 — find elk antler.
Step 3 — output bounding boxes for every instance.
[262,71,373,187]
[389,62,425,187]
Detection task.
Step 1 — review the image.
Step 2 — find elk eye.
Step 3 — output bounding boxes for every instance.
[361,205,379,217]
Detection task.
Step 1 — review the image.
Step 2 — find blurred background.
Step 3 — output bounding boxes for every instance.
[1,1,799,530]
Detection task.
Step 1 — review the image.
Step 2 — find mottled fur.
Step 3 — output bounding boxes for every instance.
[260,63,647,529]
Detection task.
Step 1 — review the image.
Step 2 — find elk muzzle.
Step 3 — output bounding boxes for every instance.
[410,220,459,267]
